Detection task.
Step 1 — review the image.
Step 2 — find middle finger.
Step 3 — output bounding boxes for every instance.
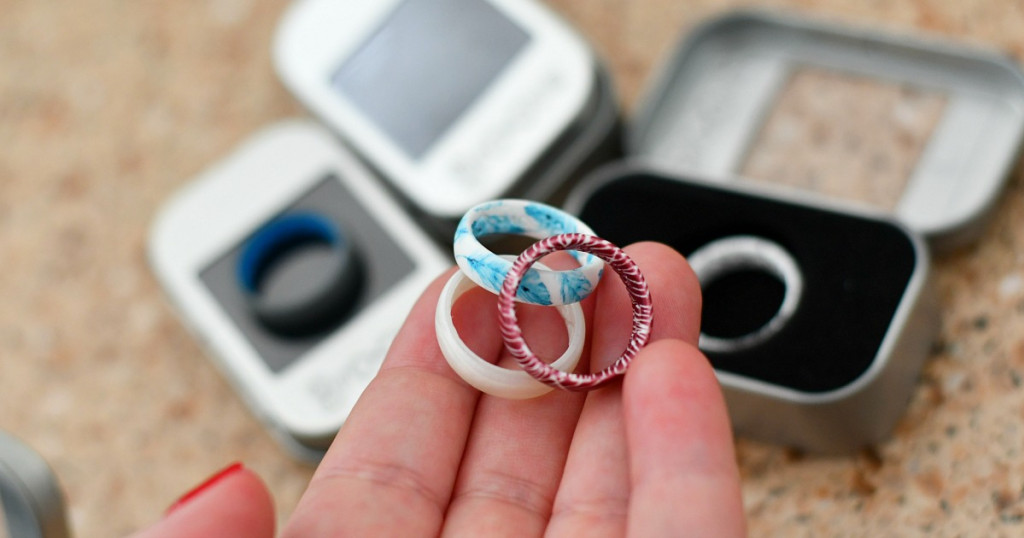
[546,242,702,537]
[440,256,596,537]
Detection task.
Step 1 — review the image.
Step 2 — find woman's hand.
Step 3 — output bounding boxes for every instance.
[133,242,746,537]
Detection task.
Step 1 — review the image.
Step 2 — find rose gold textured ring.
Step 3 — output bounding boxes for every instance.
[498,233,654,391]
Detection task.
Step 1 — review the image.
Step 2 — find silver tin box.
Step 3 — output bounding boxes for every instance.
[631,10,1024,251]
[568,166,940,453]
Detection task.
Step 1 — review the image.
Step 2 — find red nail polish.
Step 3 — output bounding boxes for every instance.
[165,462,245,515]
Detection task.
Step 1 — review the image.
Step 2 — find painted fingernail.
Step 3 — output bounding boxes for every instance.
[165,462,245,515]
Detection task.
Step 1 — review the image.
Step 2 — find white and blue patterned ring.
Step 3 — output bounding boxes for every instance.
[453,200,603,305]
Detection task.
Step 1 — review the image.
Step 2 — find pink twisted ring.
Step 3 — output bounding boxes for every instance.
[497,233,654,391]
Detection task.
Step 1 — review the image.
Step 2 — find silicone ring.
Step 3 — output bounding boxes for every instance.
[454,200,603,306]
[237,212,339,292]
[436,258,586,399]
[498,233,653,391]
[236,212,363,337]
[687,235,803,354]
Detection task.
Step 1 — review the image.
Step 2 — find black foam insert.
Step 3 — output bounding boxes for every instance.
[576,171,918,393]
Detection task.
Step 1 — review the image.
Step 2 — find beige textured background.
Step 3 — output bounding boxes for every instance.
[3,0,1024,536]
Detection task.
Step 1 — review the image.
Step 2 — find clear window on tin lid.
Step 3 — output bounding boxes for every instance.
[739,66,948,212]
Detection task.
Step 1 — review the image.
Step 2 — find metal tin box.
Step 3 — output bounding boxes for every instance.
[149,122,451,460]
[567,167,940,453]
[275,1,623,243]
[0,431,69,538]
[631,10,1024,251]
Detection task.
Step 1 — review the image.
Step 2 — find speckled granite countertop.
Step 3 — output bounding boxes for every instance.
[3,0,1024,535]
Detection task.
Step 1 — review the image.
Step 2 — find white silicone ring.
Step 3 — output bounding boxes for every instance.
[453,199,603,306]
[435,260,586,399]
[688,235,803,354]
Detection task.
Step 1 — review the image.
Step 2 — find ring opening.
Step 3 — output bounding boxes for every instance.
[453,255,571,366]
[700,268,786,339]
[454,291,569,367]
[479,233,545,257]
[238,213,339,293]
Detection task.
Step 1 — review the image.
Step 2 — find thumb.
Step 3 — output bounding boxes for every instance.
[128,463,275,538]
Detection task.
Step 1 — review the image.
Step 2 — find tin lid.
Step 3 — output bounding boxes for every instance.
[630,10,1024,250]
[516,64,622,209]
[0,431,69,538]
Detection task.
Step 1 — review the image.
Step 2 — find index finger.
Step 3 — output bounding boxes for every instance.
[283,268,497,537]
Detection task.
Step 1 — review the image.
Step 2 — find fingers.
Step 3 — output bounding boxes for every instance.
[547,242,702,536]
[623,339,746,537]
[130,463,275,538]
[284,269,496,537]
[281,241,739,537]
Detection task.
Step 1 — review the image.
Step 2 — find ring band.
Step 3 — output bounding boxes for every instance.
[454,200,603,306]
[687,235,803,354]
[237,212,339,292]
[498,233,653,391]
[435,258,586,399]
[236,212,363,336]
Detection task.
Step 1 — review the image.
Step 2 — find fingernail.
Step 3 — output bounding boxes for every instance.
[165,462,245,515]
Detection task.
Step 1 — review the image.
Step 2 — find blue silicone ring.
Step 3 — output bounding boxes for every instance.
[453,200,603,306]
[237,212,339,293]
